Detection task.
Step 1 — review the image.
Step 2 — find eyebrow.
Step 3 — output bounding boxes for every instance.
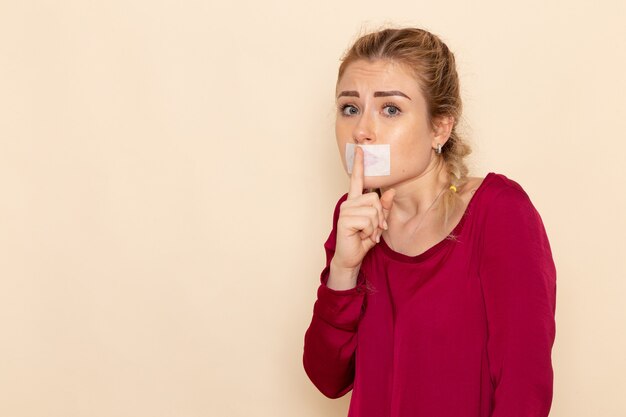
[337,90,412,100]
[337,90,360,98]
[374,90,411,100]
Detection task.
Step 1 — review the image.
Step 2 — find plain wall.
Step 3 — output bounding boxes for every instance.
[1,0,625,416]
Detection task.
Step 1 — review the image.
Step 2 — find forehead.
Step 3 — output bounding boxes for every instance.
[337,59,421,92]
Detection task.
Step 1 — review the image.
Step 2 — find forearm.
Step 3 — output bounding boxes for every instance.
[303,264,365,398]
[303,315,358,398]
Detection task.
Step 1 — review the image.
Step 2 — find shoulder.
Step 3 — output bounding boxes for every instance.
[476,172,533,208]
[476,174,555,275]
[483,172,527,194]
[475,172,547,233]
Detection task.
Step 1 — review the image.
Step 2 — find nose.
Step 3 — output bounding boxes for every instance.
[353,111,376,144]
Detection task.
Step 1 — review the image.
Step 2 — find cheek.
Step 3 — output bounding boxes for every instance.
[335,113,348,129]
[391,138,432,175]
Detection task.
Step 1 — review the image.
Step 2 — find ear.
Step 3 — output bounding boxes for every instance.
[431,116,455,148]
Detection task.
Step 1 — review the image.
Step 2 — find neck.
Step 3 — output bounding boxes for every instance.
[381,156,449,222]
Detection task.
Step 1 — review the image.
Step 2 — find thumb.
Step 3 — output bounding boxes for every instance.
[380,188,396,220]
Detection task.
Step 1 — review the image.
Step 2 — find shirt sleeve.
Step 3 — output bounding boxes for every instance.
[478,184,557,417]
[303,193,367,399]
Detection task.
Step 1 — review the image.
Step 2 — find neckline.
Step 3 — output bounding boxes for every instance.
[378,172,495,263]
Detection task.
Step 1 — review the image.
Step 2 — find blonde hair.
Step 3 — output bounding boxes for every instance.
[337,27,472,228]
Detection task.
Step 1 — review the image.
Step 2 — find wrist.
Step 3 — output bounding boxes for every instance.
[328,259,360,290]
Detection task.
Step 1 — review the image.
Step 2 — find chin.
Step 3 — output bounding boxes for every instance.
[363,176,394,190]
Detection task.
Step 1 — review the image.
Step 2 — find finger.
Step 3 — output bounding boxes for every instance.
[366,229,382,244]
[373,229,382,244]
[380,189,396,228]
[343,216,375,241]
[343,192,384,230]
[348,146,364,199]
[340,206,379,230]
[357,214,379,244]
[359,232,377,251]
[365,192,385,230]
[344,213,377,237]
[359,229,379,244]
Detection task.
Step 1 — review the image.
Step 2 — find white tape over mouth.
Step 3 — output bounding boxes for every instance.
[346,143,391,176]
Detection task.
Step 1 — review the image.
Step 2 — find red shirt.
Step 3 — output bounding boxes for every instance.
[303,173,557,417]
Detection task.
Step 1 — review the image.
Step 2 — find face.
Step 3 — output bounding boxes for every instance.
[335,59,451,189]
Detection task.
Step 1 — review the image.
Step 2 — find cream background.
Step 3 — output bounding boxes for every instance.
[1,1,625,416]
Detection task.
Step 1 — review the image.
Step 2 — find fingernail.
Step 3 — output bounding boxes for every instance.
[376,234,380,243]
[383,220,388,230]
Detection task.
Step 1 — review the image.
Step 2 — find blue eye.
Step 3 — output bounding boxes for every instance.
[341,104,359,116]
[383,104,401,117]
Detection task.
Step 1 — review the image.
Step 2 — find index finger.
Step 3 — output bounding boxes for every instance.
[348,145,364,199]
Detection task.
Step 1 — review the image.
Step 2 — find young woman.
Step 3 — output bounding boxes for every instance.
[303,27,557,417]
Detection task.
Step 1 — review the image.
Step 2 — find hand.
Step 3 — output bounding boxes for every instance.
[332,146,395,271]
